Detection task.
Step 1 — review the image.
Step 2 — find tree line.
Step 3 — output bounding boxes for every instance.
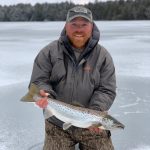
[0,0,150,21]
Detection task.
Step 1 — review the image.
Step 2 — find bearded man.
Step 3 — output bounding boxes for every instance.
[29,6,116,150]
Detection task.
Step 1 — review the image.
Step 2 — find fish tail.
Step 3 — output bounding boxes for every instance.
[20,83,40,102]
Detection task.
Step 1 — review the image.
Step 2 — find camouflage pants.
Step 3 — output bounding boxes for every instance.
[43,120,114,150]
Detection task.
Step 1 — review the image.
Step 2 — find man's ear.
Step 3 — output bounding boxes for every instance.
[91,22,94,28]
[65,23,69,34]
[65,23,68,29]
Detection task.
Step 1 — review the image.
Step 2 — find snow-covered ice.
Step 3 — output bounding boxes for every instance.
[0,21,150,150]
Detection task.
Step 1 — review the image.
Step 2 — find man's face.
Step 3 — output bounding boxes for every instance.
[65,17,93,49]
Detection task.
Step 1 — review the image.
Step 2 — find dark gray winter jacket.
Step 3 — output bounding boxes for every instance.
[30,23,116,126]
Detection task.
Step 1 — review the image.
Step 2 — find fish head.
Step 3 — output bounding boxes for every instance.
[100,114,125,130]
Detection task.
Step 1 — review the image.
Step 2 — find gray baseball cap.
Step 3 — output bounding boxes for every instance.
[66,6,93,22]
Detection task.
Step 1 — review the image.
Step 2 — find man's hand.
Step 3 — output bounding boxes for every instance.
[88,126,102,133]
[88,111,108,133]
[35,90,49,109]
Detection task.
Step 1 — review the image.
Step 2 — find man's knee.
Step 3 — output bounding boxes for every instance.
[43,120,75,150]
[79,130,114,150]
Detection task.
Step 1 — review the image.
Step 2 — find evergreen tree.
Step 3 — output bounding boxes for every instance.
[0,0,150,21]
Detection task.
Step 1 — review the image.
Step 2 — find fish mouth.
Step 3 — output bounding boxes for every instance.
[117,124,125,129]
[111,123,125,130]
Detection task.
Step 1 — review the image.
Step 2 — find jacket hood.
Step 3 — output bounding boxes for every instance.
[60,23,100,63]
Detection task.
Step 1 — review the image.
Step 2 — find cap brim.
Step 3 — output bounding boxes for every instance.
[67,14,92,22]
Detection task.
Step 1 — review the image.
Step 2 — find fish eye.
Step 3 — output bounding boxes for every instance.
[102,118,108,122]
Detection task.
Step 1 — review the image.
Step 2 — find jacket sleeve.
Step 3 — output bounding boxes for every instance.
[29,46,56,98]
[89,51,116,111]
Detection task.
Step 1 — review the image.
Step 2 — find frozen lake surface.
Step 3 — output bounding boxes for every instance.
[0,21,150,150]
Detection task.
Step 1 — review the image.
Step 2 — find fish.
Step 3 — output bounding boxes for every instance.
[21,83,125,131]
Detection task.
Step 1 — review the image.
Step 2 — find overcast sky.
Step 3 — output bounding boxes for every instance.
[0,0,112,6]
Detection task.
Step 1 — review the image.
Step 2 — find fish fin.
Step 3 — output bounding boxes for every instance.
[43,108,53,119]
[91,122,103,128]
[20,83,40,102]
[63,123,72,130]
[98,111,108,117]
[71,101,84,107]
[89,123,105,130]
[98,126,106,130]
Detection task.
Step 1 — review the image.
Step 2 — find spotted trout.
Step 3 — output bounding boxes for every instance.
[21,83,125,130]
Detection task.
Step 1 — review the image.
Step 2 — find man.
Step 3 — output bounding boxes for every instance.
[30,6,116,150]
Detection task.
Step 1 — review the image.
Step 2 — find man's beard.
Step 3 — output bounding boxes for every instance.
[69,36,89,49]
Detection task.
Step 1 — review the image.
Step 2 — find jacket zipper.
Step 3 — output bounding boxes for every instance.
[70,63,77,103]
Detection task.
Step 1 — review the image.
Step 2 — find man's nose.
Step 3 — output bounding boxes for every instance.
[75,27,83,32]
[76,24,82,28]
[74,25,84,32]
[76,24,84,29]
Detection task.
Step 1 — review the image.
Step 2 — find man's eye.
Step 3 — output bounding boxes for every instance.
[70,23,88,28]
[82,24,88,27]
[71,23,77,27]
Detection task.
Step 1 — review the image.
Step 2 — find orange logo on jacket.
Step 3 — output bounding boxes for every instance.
[83,64,92,72]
